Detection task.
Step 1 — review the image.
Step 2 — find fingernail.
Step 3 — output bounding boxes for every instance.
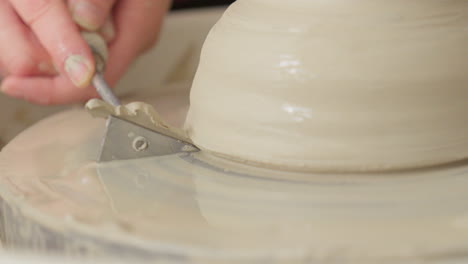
[65,55,93,88]
[100,17,115,42]
[71,2,101,31]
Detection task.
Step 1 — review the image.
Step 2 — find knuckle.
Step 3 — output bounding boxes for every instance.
[21,0,59,27]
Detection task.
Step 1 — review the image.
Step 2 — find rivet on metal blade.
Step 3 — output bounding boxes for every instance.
[133,137,149,152]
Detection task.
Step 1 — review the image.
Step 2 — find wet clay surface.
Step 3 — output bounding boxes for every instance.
[1,91,468,263]
[185,0,468,172]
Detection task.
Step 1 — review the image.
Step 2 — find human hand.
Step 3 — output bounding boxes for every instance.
[0,0,171,104]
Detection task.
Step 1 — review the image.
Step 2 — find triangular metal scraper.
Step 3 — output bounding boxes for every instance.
[98,116,199,162]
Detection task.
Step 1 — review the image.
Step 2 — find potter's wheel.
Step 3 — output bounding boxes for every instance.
[1,89,468,264]
[1,2,468,263]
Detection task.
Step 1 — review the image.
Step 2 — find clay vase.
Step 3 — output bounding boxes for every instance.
[185,0,468,172]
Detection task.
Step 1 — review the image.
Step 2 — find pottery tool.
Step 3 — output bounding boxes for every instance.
[82,33,199,162]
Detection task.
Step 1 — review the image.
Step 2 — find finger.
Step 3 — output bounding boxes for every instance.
[10,0,95,88]
[68,0,117,31]
[99,15,115,43]
[1,75,98,105]
[0,1,54,76]
[104,0,171,86]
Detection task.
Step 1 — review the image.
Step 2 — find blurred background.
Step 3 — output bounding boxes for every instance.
[172,0,236,10]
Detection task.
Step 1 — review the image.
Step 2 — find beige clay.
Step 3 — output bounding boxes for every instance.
[185,0,468,172]
[85,99,190,143]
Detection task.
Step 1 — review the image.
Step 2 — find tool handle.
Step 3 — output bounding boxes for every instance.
[81,32,108,73]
